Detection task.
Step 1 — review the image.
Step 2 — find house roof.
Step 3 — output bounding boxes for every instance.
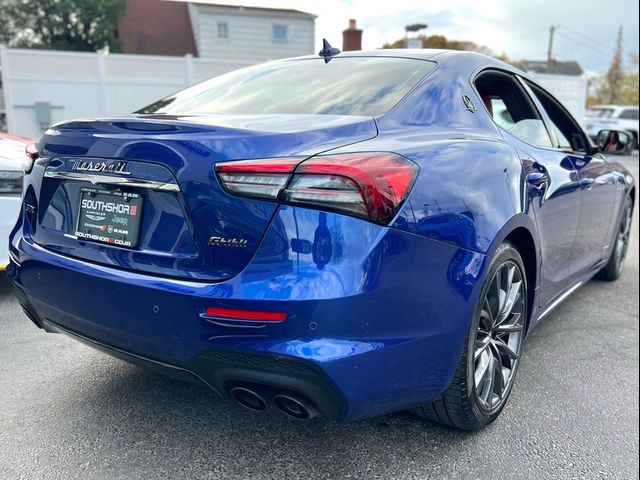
[165,0,316,18]
[520,60,584,76]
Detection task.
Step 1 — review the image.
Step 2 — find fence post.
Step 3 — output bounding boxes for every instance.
[0,45,15,134]
[185,53,194,87]
[96,48,108,116]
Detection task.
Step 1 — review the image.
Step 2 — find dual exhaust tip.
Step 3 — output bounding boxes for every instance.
[229,384,319,419]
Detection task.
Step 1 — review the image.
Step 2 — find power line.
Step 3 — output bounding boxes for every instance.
[556,30,615,58]
[557,29,616,56]
[508,26,549,40]
[559,25,618,54]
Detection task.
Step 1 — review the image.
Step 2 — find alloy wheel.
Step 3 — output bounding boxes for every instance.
[474,261,525,413]
[615,200,633,272]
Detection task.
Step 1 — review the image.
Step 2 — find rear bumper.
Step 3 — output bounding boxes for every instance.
[7,205,488,422]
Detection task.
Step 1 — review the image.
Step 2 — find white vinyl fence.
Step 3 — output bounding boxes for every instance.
[0,47,253,140]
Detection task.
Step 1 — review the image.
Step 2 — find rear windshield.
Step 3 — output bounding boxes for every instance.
[136,57,436,117]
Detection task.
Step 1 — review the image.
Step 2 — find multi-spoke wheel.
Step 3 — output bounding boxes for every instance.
[474,261,525,413]
[597,195,634,281]
[412,242,527,430]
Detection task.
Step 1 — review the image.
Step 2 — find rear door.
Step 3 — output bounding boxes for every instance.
[475,70,582,308]
[521,79,621,278]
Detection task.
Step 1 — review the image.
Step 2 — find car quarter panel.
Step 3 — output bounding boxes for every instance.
[369,51,536,256]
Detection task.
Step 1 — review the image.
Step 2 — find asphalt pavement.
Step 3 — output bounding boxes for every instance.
[1,156,638,480]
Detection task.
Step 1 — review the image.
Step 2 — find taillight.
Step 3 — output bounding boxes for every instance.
[215,153,418,225]
[215,158,300,199]
[24,143,38,174]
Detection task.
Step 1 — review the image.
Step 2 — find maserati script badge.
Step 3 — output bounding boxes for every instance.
[71,160,131,175]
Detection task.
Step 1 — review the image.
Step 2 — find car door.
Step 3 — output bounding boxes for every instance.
[474,70,582,309]
[521,79,620,279]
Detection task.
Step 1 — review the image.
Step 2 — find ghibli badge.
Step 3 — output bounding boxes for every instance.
[208,236,249,248]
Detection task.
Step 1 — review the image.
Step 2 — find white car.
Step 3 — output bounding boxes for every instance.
[0,133,32,269]
[582,105,639,150]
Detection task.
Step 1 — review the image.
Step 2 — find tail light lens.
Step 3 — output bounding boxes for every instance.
[215,158,300,199]
[24,143,38,174]
[215,153,418,225]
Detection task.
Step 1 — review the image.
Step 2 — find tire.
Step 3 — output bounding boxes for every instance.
[596,195,633,281]
[412,242,527,430]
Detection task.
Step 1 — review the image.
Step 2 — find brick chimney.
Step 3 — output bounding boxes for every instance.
[342,19,362,51]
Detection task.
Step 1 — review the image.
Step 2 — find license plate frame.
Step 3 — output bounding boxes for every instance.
[75,187,144,248]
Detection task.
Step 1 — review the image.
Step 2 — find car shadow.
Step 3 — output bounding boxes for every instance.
[49,346,481,477]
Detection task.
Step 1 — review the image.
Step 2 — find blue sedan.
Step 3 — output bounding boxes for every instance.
[7,48,635,430]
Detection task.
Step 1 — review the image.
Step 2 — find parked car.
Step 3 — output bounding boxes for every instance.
[7,49,635,430]
[582,104,639,151]
[0,133,32,268]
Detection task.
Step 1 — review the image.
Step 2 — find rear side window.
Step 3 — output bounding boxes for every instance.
[619,109,639,120]
[475,71,553,148]
[137,57,436,117]
[525,80,589,153]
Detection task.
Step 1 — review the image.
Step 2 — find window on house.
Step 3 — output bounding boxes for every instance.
[218,22,229,38]
[272,24,288,41]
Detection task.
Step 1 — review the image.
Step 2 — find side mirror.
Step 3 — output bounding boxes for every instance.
[596,129,631,154]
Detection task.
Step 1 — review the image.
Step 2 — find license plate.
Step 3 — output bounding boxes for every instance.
[75,188,143,248]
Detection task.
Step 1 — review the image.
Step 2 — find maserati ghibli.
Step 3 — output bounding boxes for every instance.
[7,47,634,430]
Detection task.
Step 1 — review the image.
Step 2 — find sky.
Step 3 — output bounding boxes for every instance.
[186,0,640,75]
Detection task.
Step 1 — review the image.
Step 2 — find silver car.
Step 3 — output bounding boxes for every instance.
[582,105,639,151]
[0,134,32,268]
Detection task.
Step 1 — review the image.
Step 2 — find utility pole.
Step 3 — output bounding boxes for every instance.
[547,25,556,72]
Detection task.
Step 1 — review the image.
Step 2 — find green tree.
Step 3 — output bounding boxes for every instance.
[0,0,127,52]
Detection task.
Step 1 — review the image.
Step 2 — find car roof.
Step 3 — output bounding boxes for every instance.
[336,48,450,60]
[285,49,525,78]
[290,48,511,65]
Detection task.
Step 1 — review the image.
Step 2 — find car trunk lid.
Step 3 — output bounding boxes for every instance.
[32,114,377,280]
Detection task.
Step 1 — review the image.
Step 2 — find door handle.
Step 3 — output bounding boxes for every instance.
[526,171,549,187]
[579,178,595,189]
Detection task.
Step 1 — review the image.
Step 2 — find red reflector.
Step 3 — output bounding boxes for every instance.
[204,306,287,322]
